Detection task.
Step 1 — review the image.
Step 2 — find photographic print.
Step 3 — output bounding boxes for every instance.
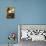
[7,7,15,19]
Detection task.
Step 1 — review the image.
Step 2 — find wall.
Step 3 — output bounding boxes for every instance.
[0,0,46,44]
[16,0,46,24]
[0,0,18,44]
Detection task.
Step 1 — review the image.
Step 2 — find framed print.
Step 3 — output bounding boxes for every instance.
[7,7,15,19]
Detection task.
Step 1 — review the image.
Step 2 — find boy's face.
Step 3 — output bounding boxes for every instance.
[8,8,15,13]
